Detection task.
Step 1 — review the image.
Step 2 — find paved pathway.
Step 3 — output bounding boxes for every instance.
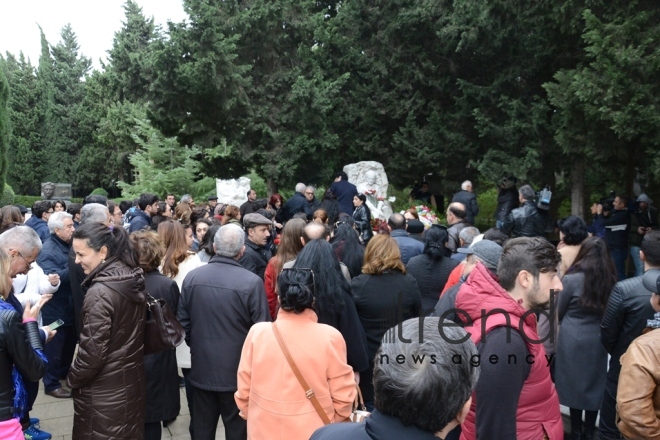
[33,379,226,440]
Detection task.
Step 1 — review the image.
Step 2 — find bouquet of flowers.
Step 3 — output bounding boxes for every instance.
[414,205,439,229]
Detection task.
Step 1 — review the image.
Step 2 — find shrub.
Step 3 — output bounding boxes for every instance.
[90,187,109,198]
[0,184,14,207]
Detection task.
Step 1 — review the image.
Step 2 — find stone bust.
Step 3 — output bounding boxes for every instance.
[41,182,55,200]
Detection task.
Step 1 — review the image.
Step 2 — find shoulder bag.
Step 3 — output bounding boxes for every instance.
[144,292,185,355]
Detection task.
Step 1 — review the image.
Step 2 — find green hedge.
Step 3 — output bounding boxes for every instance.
[14,195,83,208]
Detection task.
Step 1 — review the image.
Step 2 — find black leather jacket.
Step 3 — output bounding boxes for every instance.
[600,276,654,382]
[0,307,46,420]
[353,204,373,243]
[495,188,519,222]
[501,201,551,238]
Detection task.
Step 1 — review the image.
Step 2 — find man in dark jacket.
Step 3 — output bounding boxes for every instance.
[599,230,660,439]
[446,202,470,253]
[629,193,658,277]
[278,183,308,223]
[311,318,479,440]
[388,213,423,264]
[330,171,358,215]
[25,200,53,243]
[452,180,479,225]
[37,212,76,399]
[602,194,631,281]
[495,177,519,228]
[128,193,159,233]
[178,223,270,440]
[500,184,551,238]
[238,213,273,279]
[239,189,257,220]
[304,185,322,220]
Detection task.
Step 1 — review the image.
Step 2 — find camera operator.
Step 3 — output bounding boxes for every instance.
[587,203,606,238]
[602,193,631,281]
[495,177,519,229]
[629,194,659,277]
[500,184,552,238]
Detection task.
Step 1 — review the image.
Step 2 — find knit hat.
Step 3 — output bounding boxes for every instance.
[406,219,424,234]
[457,239,503,271]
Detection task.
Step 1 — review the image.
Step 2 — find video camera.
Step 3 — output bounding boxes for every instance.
[536,186,552,210]
[599,191,616,213]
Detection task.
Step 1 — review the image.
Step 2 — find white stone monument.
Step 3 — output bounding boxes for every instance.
[343,161,393,220]
[215,176,252,207]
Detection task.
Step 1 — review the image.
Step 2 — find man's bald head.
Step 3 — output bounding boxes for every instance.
[388,213,406,231]
[302,222,329,244]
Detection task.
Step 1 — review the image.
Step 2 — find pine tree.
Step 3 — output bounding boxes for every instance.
[0,65,10,194]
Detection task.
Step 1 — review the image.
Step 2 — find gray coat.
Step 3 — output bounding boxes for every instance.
[555,273,608,410]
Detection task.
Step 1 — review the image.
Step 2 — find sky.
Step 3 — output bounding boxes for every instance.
[0,0,188,70]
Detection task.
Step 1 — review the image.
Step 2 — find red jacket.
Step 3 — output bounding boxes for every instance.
[455,263,563,440]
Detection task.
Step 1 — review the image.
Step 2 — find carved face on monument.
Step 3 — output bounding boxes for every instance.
[42,182,55,200]
[365,170,378,186]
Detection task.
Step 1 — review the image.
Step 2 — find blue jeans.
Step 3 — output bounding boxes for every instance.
[610,246,629,281]
[630,246,644,277]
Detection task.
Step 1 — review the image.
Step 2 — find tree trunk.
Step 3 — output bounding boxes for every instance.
[571,158,585,219]
[267,178,278,197]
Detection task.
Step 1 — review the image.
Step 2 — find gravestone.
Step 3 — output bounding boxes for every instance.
[216,177,252,207]
[41,182,72,200]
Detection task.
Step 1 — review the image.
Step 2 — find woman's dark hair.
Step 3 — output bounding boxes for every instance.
[277,268,316,314]
[190,207,209,226]
[567,236,617,312]
[321,189,340,225]
[53,199,67,210]
[222,205,240,224]
[199,224,221,258]
[331,223,364,278]
[557,215,588,246]
[72,222,137,268]
[274,219,306,274]
[336,212,355,228]
[356,193,367,204]
[293,239,349,315]
[422,225,449,261]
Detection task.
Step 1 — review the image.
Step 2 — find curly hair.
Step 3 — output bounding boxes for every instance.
[362,234,406,275]
[129,230,166,272]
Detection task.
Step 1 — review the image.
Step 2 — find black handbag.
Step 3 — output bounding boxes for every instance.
[143,293,185,355]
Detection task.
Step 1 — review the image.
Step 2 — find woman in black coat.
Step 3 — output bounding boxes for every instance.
[130,230,181,440]
[352,194,373,244]
[351,234,421,409]
[406,225,459,312]
[555,237,617,439]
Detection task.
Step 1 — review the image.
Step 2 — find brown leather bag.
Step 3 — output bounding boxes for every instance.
[143,293,185,355]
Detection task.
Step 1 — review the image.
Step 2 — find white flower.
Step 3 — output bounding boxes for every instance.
[388,196,396,202]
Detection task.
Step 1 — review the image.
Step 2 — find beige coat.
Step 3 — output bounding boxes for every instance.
[617,328,660,439]
[235,309,356,440]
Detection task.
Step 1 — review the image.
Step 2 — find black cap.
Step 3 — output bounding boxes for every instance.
[208,196,218,201]
[643,269,660,294]
[14,204,28,215]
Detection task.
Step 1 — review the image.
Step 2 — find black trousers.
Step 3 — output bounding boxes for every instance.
[192,387,246,440]
[144,421,162,440]
[42,325,76,392]
[599,378,623,439]
[182,368,194,437]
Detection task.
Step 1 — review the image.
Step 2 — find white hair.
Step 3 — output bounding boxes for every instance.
[0,226,42,255]
[181,194,192,204]
[295,183,307,193]
[461,180,472,191]
[48,212,73,234]
[306,185,315,192]
[80,203,110,225]
[214,224,245,258]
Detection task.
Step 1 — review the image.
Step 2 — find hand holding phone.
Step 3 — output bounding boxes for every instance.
[48,319,64,331]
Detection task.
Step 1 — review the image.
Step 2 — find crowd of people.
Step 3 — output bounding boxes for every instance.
[0,172,659,440]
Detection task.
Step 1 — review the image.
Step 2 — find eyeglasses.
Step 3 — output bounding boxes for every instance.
[15,251,32,268]
[280,268,317,296]
[305,192,314,195]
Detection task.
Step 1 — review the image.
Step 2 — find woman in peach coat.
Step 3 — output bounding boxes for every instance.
[235,268,356,440]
